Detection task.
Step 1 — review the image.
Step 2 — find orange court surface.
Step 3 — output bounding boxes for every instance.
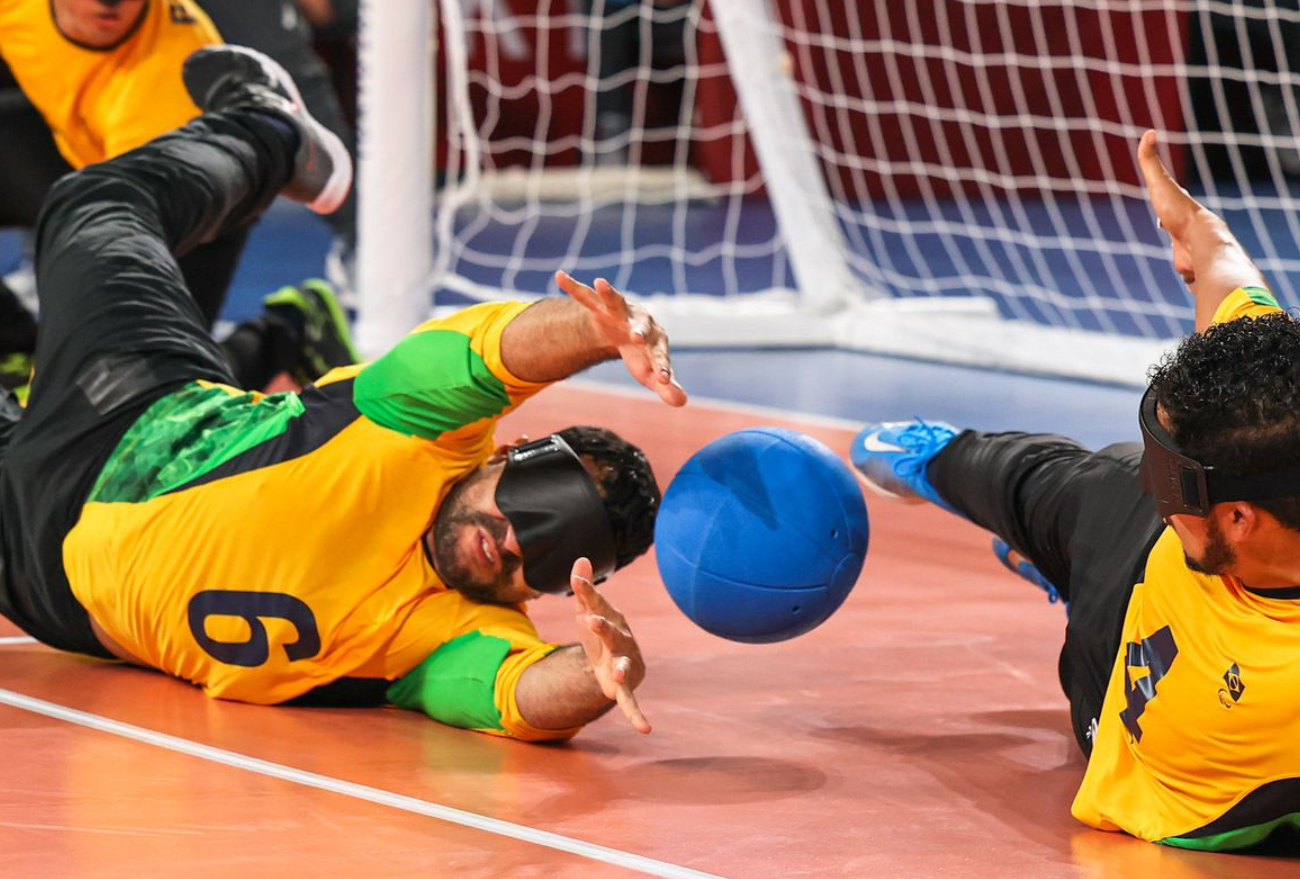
[1,381,1297,879]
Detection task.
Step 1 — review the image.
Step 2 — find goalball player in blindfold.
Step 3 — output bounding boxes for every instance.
[0,46,686,741]
[849,130,1300,852]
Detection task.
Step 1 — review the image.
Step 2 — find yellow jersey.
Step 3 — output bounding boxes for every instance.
[64,302,580,741]
[1072,287,1300,849]
[0,0,218,167]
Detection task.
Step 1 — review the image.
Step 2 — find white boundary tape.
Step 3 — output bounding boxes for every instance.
[0,687,730,879]
[0,381,828,877]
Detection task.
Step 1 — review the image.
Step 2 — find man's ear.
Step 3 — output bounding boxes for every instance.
[1222,502,1258,541]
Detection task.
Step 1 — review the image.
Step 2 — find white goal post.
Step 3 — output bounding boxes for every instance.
[355,0,1300,386]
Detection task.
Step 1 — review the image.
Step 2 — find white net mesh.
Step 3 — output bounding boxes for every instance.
[430,0,790,304]
[776,0,1300,339]
[360,0,1300,382]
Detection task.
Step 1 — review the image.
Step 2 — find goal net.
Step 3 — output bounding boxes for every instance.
[355,0,1300,385]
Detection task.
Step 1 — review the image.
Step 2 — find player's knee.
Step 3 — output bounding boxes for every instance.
[38,168,157,257]
[45,162,156,222]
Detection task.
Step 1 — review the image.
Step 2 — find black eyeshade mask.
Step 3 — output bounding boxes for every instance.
[495,435,617,595]
[1138,387,1300,517]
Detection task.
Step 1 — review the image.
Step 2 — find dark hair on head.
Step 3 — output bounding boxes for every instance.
[558,425,660,569]
[1147,311,1300,529]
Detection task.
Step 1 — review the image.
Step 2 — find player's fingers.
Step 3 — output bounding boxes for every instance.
[1136,130,1161,174]
[654,375,689,407]
[1136,131,1198,227]
[573,580,613,621]
[616,685,652,734]
[620,337,687,406]
[569,558,596,605]
[629,311,687,406]
[1137,130,1178,190]
[555,271,600,308]
[588,613,634,644]
[594,277,630,317]
[644,337,687,406]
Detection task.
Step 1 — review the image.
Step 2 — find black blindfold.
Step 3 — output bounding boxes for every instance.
[495,435,617,595]
[1138,386,1300,517]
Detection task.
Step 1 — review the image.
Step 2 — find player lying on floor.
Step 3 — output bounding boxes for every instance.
[0,46,686,742]
[850,130,1300,852]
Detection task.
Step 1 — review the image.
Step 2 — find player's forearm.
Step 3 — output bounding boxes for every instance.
[513,644,618,731]
[1187,209,1269,331]
[500,299,618,382]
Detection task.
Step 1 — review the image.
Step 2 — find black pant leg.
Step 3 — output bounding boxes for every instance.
[178,225,253,329]
[0,110,296,655]
[0,279,36,358]
[30,110,295,399]
[0,89,73,358]
[0,89,73,227]
[927,431,1165,754]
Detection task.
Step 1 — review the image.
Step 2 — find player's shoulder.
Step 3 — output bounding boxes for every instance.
[1210,286,1284,326]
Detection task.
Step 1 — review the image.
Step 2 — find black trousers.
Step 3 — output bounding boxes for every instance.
[927,430,1165,754]
[0,110,293,655]
[0,90,70,353]
[0,86,253,343]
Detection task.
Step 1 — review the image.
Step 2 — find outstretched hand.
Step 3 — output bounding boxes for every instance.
[1137,129,1268,330]
[1137,129,1203,286]
[570,557,651,734]
[555,271,687,407]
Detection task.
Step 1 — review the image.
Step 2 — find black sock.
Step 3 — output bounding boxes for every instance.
[220,316,298,389]
[249,110,301,162]
[0,281,36,355]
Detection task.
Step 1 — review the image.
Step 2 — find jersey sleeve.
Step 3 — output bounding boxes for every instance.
[384,599,583,742]
[352,301,550,445]
[1209,286,1283,325]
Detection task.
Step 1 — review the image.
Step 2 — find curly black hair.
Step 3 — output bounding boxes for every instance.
[1147,311,1300,529]
[558,425,660,569]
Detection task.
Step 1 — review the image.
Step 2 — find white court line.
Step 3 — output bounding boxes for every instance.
[0,377,826,875]
[0,687,730,879]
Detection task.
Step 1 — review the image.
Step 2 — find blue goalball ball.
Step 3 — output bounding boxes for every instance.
[654,427,869,643]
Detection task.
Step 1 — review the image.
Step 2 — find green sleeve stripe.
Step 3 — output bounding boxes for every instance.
[90,383,303,504]
[1161,812,1300,852]
[353,329,511,440]
[1241,285,1280,310]
[386,631,509,732]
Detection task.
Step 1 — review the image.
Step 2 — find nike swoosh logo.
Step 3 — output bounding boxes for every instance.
[861,433,904,453]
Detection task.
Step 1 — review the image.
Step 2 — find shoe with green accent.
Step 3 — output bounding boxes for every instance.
[263,279,360,385]
[0,352,32,392]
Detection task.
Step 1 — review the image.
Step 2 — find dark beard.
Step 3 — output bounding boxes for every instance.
[430,488,521,604]
[1184,517,1236,576]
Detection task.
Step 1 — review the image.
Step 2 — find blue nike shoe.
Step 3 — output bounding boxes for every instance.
[992,537,1066,608]
[849,420,959,513]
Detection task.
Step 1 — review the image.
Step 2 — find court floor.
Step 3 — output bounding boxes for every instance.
[2,379,1298,878]
[2,207,1298,877]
